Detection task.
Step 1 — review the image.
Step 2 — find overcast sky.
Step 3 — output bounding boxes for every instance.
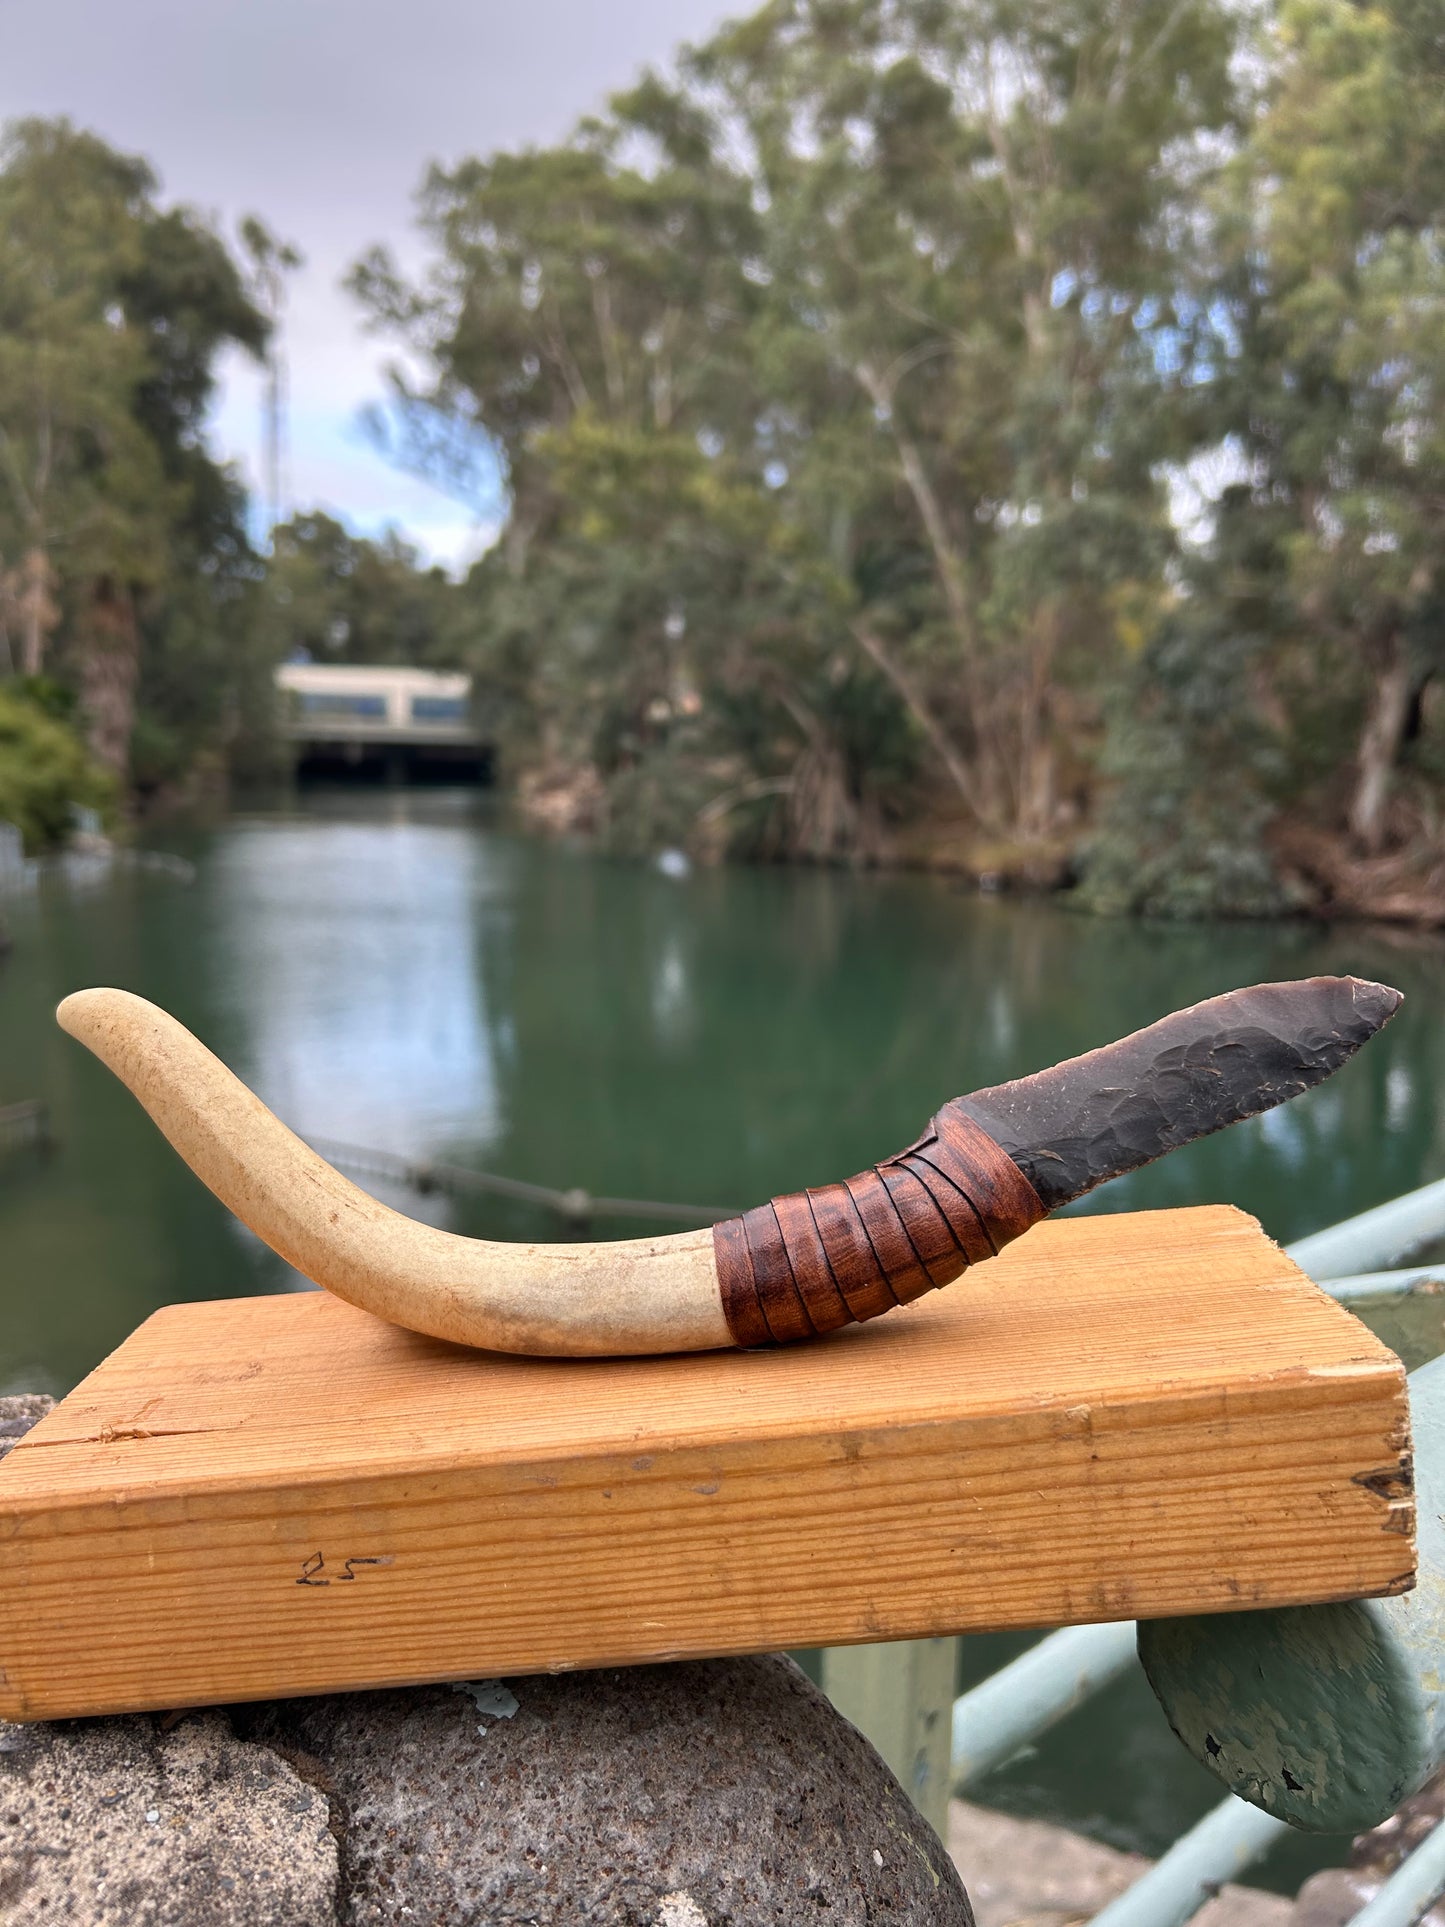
[1,0,738,568]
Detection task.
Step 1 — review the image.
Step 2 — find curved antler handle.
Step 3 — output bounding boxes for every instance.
[713,1104,1046,1347]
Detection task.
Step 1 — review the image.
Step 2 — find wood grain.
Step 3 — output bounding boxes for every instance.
[0,1206,1414,1721]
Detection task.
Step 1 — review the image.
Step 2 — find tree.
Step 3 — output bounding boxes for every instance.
[0,119,267,780]
[352,112,877,851]
[0,121,165,714]
[352,130,760,568]
[263,510,459,668]
[676,0,1245,840]
[349,0,1445,913]
[355,0,1245,857]
[0,686,112,850]
[1165,0,1445,859]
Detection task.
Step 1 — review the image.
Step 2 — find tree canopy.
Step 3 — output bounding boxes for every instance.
[0,118,270,806]
[353,0,1445,917]
[5,0,1445,922]
[0,120,464,832]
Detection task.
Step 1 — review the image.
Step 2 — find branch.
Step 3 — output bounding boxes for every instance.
[855,361,982,657]
[0,426,36,526]
[850,621,996,828]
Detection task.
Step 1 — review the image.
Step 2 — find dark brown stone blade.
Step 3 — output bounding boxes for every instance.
[952,976,1402,1210]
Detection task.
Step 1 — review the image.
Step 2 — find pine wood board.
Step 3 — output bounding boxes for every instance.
[0,1205,1414,1721]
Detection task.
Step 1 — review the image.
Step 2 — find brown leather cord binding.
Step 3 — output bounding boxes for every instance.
[713,1103,1046,1348]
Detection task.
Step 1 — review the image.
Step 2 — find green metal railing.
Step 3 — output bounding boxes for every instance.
[824,1176,1445,1927]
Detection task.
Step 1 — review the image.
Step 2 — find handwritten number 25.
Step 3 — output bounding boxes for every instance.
[296,1552,387,1587]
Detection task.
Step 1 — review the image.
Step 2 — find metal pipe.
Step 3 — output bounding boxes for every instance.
[306,1135,740,1226]
[1288,1177,1445,1282]
[945,1190,1443,1919]
[1139,1352,1444,1833]
[1349,1820,1445,1927]
[1319,1268,1445,1303]
[1087,1796,1289,1927]
[953,1621,1139,1787]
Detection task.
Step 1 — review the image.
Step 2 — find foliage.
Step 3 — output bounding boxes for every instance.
[0,688,113,851]
[1115,0,1445,881]
[263,511,460,669]
[348,0,1445,914]
[353,0,1249,865]
[0,117,268,791]
[7,1,1445,919]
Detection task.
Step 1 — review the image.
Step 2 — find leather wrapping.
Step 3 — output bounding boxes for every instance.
[713,1102,1046,1348]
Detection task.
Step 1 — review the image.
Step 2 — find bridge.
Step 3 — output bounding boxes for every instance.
[275,663,492,781]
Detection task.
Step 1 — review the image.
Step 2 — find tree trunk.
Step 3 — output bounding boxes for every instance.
[1014,630,1060,843]
[853,365,1011,832]
[1018,732,1055,842]
[18,546,58,677]
[1348,640,1420,855]
[854,366,980,655]
[850,623,997,830]
[77,576,142,777]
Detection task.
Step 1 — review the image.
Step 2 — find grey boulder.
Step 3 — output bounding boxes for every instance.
[0,1710,338,1926]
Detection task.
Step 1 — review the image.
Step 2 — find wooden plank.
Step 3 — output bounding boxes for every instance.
[0,1206,1414,1721]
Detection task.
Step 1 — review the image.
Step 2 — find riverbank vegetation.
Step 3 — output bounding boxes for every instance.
[3,0,1445,921]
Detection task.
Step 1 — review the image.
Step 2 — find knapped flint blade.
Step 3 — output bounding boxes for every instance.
[952,976,1402,1209]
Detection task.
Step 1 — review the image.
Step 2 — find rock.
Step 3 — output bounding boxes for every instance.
[1292,1768,1445,1927]
[950,1799,1292,1927]
[236,1655,969,1925]
[1349,1766,1445,1879]
[0,1393,54,1462]
[0,1711,338,1926]
[1293,1868,1390,1927]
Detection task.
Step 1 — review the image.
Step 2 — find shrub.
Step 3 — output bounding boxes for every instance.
[0,689,114,851]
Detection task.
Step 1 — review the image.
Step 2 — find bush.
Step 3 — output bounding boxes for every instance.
[1074,613,1294,921]
[0,689,114,852]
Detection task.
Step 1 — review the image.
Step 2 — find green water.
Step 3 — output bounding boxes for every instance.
[3,788,1444,1882]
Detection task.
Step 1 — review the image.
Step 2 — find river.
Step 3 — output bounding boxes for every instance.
[3,787,1443,1885]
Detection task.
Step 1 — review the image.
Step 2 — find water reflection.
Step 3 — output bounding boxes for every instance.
[211,816,504,1157]
[3,791,1445,1396]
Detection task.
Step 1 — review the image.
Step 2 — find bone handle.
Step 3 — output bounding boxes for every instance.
[58,989,728,1357]
[57,988,1042,1357]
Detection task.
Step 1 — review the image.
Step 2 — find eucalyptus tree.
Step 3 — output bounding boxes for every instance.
[668,0,1246,841]
[264,510,458,669]
[357,0,1246,854]
[0,121,168,714]
[352,132,763,567]
[1197,0,1445,859]
[0,118,265,778]
[351,112,890,853]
